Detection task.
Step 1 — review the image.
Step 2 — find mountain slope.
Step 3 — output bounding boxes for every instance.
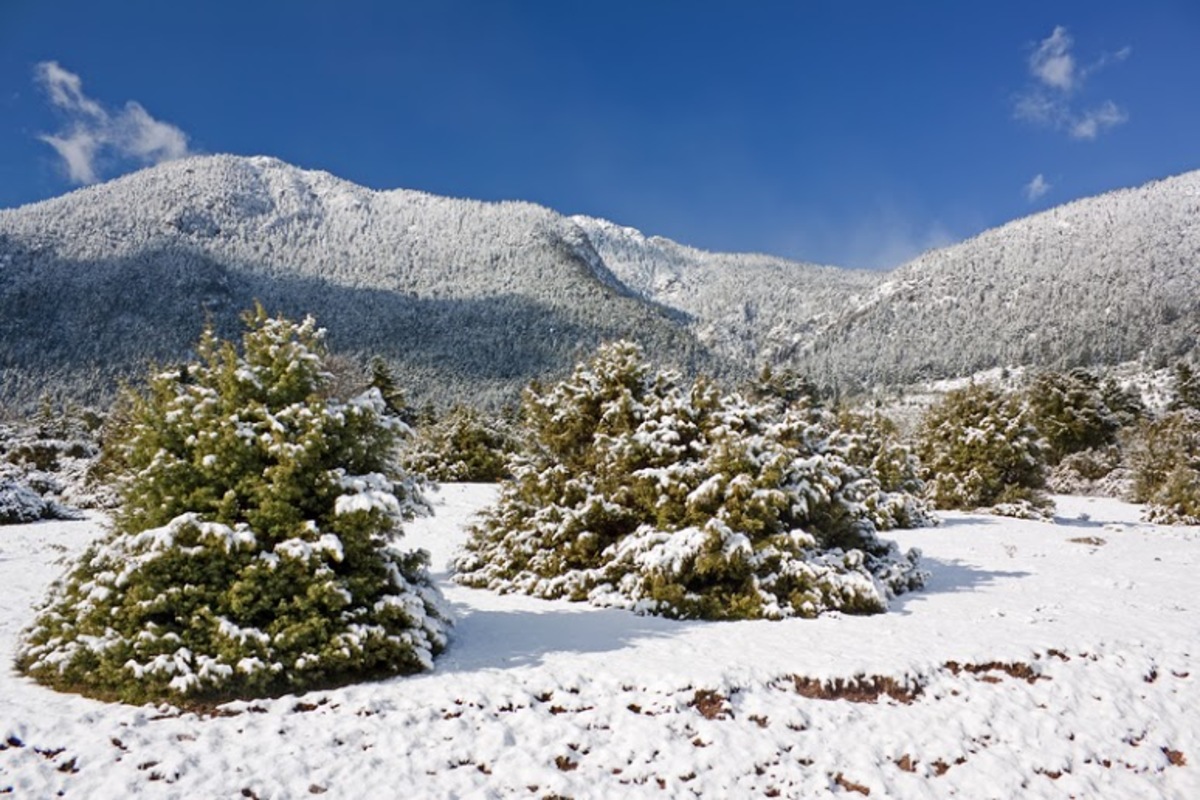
[3,156,1199,411]
[0,155,714,411]
[791,171,1200,389]
[569,215,879,366]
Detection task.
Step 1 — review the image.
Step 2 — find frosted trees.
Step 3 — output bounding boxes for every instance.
[1022,369,1120,464]
[401,404,521,482]
[18,307,448,704]
[916,383,1050,515]
[456,342,927,620]
[1129,367,1200,523]
[1128,411,1200,524]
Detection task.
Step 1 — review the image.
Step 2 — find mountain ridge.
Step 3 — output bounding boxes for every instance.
[2,154,1198,412]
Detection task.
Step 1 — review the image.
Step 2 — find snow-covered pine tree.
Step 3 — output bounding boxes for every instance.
[1022,369,1119,465]
[401,404,521,482]
[916,383,1050,516]
[1128,409,1200,524]
[1170,361,1200,412]
[17,307,448,705]
[455,341,927,620]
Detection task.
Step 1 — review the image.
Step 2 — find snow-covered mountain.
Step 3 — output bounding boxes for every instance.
[791,171,1200,389]
[569,215,878,365]
[2,155,1199,411]
[0,155,717,410]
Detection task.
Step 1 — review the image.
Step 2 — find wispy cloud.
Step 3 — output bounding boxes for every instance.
[1070,101,1128,140]
[780,205,957,271]
[34,61,190,185]
[1014,27,1130,141]
[1024,173,1051,202]
[1030,26,1077,91]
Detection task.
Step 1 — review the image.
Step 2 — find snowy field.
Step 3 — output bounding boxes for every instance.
[2,485,1198,798]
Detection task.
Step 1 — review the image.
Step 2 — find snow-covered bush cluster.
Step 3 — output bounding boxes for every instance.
[402,405,523,483]
[0,401,105,522]
[915,383,1051,517]
[1128,408,1200,525]
[456,341,929,620]
[17,308,448,704]
[0,478,78,524]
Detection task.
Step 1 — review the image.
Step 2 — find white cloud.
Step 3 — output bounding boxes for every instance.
[33,61,190,185]
[1030,26,1077,91]
[1024,173,1051,202]
[39,131,102,185]
[1070,100,1128,140]
[1014,27,1129,141]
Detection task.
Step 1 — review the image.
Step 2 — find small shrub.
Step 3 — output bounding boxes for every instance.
[0,479,82,524]
[916,383,1050,512]
[1128,409,1200,524]
[1045,446,1124,496]
[1022,369,1119,465]
[402,405,522,482]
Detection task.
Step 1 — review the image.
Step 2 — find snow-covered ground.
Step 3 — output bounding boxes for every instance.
[2,486,1197,798]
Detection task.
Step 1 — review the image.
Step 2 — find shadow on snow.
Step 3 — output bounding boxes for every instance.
[889,555,1030,614]
[435,600,693,674]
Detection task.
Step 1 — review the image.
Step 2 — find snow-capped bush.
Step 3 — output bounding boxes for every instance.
[1128,409,1200,524]
[0,478,81,524]
[17,307,448,705]
[0,402,104,513]
[402,405,522,482]
[1022,369,1120,465]
[456,341,927,620]
[1045,445,1129,496]
[916,383,1051,513]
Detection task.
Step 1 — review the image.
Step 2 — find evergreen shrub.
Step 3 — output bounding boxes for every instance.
[456,342,928,620]
[916,383,1051,515]
[17,307,448,704]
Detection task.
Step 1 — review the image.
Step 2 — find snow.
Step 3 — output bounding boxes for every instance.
[1,487,1198,797]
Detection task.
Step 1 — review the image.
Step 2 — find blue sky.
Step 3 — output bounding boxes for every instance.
[1,1,1197,269]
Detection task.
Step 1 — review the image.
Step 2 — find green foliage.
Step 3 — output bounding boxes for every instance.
[916,383,1050,512]
[745,364,822,411]
[1128,409,1200,524]
[1100,378,1146,429]
[1022,369,1120,465]
[457,341,927,620]
[368,356,413,422]
[17,307,448,705]
[402,405,522,482]
[1170,361,1200,412]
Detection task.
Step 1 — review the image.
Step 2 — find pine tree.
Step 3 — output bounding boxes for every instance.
[402,404,521,482]
[1170,361,1200,412]
[1022,369,1119,465]
[916,383,1050,514]
[456,341,927,620]
[1128,409,1200,524]
[17,307,448,705]
[368,355,413,423]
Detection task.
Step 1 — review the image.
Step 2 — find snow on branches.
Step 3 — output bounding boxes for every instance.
[18,307,448,704]
[456,341,928,620]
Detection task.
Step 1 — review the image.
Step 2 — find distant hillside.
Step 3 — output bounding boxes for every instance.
[2,156,1198,412]
[0,156,715,411]
[569,215,878,366]
[789,171,1200,390]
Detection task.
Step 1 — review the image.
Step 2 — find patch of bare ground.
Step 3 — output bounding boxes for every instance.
[789,674,923,704]
[944,660,1047,684]
[1068,536,1107,546]
[930,756,966,776]
[833,772,871,795]
[689,689,731,720]
[1163,747,1187,767]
